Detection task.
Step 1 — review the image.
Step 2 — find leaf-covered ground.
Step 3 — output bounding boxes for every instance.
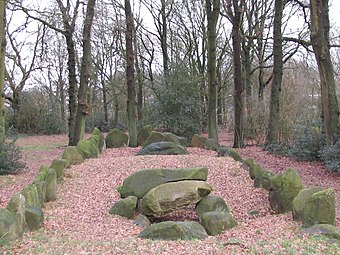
[0,133,339,254]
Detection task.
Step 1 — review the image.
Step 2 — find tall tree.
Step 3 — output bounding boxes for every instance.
[125,0,137,147]
[72,0,96,145]
[225,0,245,148]
[310,0,339,146]
[206,0,220,141]
[266,0,284,144]
[0,0,6,142]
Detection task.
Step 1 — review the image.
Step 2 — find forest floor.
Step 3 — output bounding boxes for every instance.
[0,132,339,254]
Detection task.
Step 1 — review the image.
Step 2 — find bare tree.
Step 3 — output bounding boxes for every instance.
[0,0,6,142]
[206,0,220,141]
[310,0,339,146]
[125,0,137,146]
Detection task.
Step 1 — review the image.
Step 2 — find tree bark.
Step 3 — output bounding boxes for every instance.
[72,0,96,145]
[125,0,137,147]
[266,0,284,145]
[310,0,339,146]
[206,0,220,141]
[227,0,245,148]
[0,0,6,143]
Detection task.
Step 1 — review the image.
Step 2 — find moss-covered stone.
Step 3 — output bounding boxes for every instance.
[269,168,303,213]
[76,139,99,159]
[204,138,220,151]
[136,142,189,156]
[218,147,242,161]
[109,196,138,219]
[164,132,181,145]
[0,208,18,241]
[141,180,212,217]
[45,168,57,202]
[292,187,324,221]
[142,131,167,148]
[195,194,229,220]
[50,159,69,180]
[6,193,26,237]
[22,184,40,208]
[138,221,208,240]
[91,127,105,152]
[137,125,153,146]
[254,170,275,191]
[191,134,207,149]
[25,206,44,231]
[300,224,340,240]
[62,146,84,165]
[242,158,263,180]
[200,211,238,236]
[119,167,208,198]
[105,128,129,148]
[302,188,335,228]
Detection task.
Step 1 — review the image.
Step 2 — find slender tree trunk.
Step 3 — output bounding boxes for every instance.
[161,0,170,82]
[125,0,137,147]
[0,0,6,142]
[310,0,339,146]
[231,0,245,148]
[134,36,143,122]
[206,0,220,141]
[102,80,108,123]
[72,0,96,145]
[266,0,283,144]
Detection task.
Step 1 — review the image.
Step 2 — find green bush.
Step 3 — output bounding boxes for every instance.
[150,66,204,139]
[0,131,25,175]
[321,140,340,174]
[288,126,324,161]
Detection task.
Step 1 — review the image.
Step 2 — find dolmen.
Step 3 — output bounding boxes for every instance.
[109,167,237,240]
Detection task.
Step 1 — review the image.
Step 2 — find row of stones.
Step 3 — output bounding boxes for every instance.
[241,157,339,239]
[109,167,238,239]
[0,128,105,242]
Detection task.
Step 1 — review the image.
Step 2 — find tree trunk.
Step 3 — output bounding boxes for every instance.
[266,0,283,145]
[231,0,245,148]
[125,0,137,147]
[206,0,220,141]
[72,0,96,145]
[0,0,6,143]
[310,0,339,146]
[134,35,143,122]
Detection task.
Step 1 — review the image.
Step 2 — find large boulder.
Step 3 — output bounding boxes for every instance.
[300,224,340,240]
[302,188,336,228]
[142,131,168,148]
[105,128,128,148]
[62,146,84,165]
[200,211,238,236]
[45,168,57,202]
[109,196,138,219]
[195,194,229,219]
[292,187,324,221]
[204,138,220,151]
[6,193,26,237]
[136,142,189,156]
[25,206,44,231]
[141,180,212,217]
[119,167,208,198]
[50,159,69,180]
[76,139,99,159]
[163,132,181,145]
[91,127,105,152]
[138,221,208,240]
[137,125,152,146]
[269,168,303,213]
[0,208,19,241]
